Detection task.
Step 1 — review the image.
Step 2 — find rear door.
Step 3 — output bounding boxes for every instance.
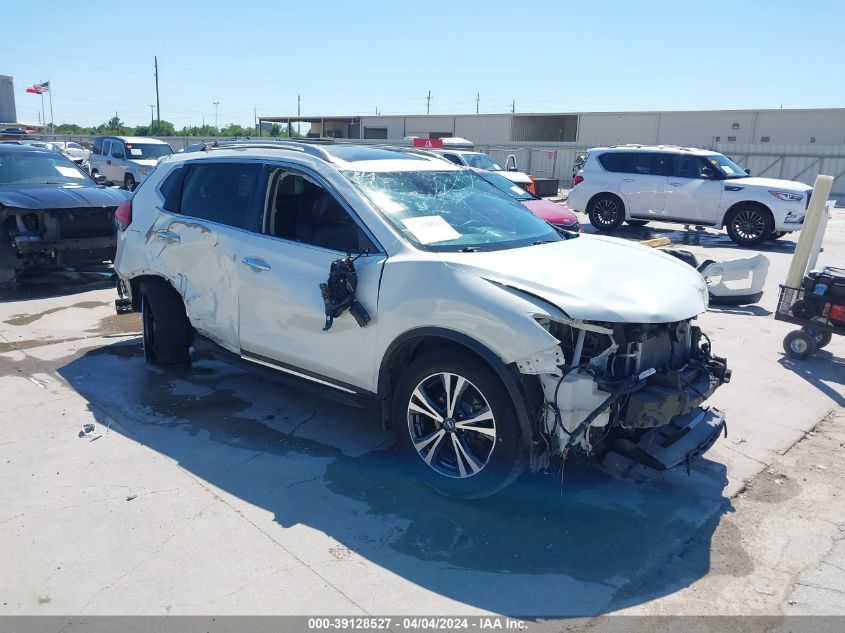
[146,160,264,353]
[665,155,724,224]
[615,152,670,218]
[237,164,386,391]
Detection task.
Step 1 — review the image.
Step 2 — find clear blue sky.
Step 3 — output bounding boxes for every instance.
[3,0,843,128]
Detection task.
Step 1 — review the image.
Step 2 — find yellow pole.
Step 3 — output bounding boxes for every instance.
[784,175,834,288]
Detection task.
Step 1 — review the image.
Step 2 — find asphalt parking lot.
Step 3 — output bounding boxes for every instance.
[1,214,843,618]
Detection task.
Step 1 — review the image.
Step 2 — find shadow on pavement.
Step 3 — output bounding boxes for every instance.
[58,339,732,617]
[0,265,115,303]
[779,351,845,406]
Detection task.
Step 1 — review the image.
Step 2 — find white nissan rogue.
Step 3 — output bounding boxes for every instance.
[567,145,813,245]
[114,141,730,498]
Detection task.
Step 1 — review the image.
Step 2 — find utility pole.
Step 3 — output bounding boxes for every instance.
[426,90,431,115]
[511,99,515,113]
[154,56,160,135]
[149,105,154,132]
[476,92,480,114]
[254,104,259,137]
[212,101,219,132]
[297,94,301,116]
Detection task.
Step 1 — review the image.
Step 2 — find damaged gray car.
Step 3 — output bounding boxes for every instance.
[0,143,129,284]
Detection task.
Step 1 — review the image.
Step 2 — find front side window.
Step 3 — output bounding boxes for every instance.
[179,162,262,230]
[675,155,718,180]
[125,143,173,160]
[110,142,125,159]
[265,170,373,253]
[704,154,747,179]
[345,169,562,252]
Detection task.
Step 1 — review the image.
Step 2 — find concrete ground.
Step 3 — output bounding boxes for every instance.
[0,214,843,618]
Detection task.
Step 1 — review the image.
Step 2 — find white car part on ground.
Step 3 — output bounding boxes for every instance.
[701,254,770,306]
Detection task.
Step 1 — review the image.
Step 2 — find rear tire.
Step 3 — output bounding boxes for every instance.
[392,350,526,499]
[0,238,19,286]
[783,330,817,360]
[803,325,832,349]
[140,279,192,366]
[124,174,137,192]
[587,194,625,231]
[626,219,649,227]
[725,204,774,246]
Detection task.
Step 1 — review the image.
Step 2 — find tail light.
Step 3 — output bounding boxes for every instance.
[115,200,133,231]
[573,175,584,186]
[829,304,845,324]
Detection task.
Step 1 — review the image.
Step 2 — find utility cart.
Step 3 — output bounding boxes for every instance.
[776,266,845,359]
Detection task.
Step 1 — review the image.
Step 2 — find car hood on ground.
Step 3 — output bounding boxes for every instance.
[0,185,129,210]
[727,176,812,193]
[438,234,708,323]
[522,198,579,225]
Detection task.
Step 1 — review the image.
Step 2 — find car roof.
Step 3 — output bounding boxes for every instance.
[0,143,54,154]
[177,142,462,173]
[431,149,484,156]
[96,136,169,144]
[590,144,718,156]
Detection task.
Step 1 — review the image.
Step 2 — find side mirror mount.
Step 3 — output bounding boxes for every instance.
[92,173,107,184]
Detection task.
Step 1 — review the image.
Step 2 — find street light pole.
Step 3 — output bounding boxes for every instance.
[212,101,219,133]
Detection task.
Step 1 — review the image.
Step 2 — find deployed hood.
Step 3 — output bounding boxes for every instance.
[497,170,533,185]
[0,185,129,210]
[728,176,812,193]
[438,234,709,323]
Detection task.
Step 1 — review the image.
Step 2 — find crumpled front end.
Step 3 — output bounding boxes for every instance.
[517,316,730,475]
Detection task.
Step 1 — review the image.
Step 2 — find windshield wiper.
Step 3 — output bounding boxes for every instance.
[531,239,557,246]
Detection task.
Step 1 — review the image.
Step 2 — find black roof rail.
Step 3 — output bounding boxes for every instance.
[188,138,334,162]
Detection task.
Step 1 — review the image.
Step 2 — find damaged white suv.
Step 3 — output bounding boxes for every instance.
[114,141,730,498]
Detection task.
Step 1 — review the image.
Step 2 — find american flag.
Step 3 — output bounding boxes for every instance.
[26,81,50,94]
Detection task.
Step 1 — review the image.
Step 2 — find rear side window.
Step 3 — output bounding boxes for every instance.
[92,138,103,155]
[159,168,185,212]
[597,152,631,173]
[441,153,463,166]
[179,162,262,230]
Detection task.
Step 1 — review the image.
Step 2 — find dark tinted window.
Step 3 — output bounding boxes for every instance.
[598,152,631,172]
[159,168,185,212]
[179,162,262,230]
[674,155,717,180]
[110,142,125,159]
[92,138,104,155]
[266,170,374,253]
[441,153,464,166]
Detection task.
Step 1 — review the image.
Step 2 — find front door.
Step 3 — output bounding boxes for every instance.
[665,155,724,224]
[237,166,386,392]
[107,140,126,183]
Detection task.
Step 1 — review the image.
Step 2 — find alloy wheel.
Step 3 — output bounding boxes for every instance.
[732,209,766,241]
[406,372,497,479]
[592,199,620,227]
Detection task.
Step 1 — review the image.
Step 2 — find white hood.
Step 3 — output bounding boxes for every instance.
[497,170,533,185]
[729,176,812,193]
[130,159,159,168]
[438,234,709,323]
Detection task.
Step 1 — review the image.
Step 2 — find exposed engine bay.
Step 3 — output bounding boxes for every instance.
[517,317,731,474]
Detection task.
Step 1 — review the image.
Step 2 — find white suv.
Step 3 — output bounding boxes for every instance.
[114,141,730,498]
[567,145,813,246]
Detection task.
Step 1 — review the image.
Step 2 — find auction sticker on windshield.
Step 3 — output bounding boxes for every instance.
[401,215,462,244]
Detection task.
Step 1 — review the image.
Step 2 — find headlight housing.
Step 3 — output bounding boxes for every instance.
[770,190,803,202]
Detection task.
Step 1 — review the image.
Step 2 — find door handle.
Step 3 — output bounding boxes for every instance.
[622,178,634,182]
[241,256,271,272]
[669,182,682,186]
[153,229,180,243]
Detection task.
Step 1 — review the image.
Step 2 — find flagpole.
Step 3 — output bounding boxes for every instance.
[40,92,45,133]
[48,80,54,134]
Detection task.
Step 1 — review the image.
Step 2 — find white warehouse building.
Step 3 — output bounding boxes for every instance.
[259,108,845,197]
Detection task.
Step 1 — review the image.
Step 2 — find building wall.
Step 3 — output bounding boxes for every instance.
[0,75,16,123]
[576,112,659,146]
[454,115,511,143]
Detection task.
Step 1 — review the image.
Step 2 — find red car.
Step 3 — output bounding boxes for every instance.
[472,168,581,232]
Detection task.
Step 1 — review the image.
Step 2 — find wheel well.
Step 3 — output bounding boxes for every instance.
[586,192,624,212]
[377,331,540,446]
[128,274,182,311]
[722,200,773,228]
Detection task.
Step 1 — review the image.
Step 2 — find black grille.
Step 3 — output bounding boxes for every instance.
[56,208,116,239]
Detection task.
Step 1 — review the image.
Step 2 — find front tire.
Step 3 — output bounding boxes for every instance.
[587,194,625,231]
[725,204,774,246]
[392,351,526,499]
[140,279,193,366]
[783,330,817,360]
[803,325,832,349]
[124,174,137,192]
